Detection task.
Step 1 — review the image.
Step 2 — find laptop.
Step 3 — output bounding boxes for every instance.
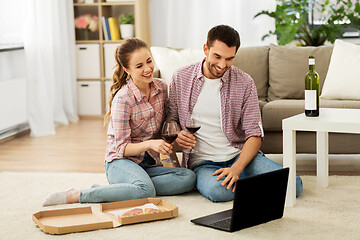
[190,167,289,232]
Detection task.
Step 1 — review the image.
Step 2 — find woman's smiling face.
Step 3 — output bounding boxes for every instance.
[124,47,154,87]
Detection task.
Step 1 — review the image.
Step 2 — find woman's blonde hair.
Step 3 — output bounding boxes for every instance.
[104,38,148,124]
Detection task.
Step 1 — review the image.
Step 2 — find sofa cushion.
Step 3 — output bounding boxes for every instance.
[268,44,333,101]
[233,46,269,101]
[320,40,360,100]
[320,99,360,109]
[258,100,267,112]
[262,99,360,131]
[262,100,305,131]
[150,47,204,86]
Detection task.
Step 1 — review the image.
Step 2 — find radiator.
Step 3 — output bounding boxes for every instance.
[0,78,29,140]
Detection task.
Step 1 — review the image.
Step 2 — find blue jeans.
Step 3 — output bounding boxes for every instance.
[193,153,303,202]
[79,154,196,203]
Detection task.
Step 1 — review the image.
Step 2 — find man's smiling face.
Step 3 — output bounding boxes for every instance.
[203,40,236,79]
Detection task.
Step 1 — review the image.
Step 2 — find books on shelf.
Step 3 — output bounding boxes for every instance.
[101,17,120,41]
[108,17,120,40]
[102,16,111,40]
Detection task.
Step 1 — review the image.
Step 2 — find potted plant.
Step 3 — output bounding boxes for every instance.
[254,0,360,46]
[118,13,135,39]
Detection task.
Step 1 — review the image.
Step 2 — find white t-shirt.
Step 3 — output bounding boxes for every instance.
[189,76,241,169]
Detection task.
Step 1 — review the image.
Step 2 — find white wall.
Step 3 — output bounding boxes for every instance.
[0,0,25,46]
[149,0,276,48]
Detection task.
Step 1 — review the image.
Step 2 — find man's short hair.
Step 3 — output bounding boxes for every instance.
[206,25,241,52]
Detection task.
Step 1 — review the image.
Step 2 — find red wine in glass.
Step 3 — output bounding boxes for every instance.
[186,126,201,134]
[162,134,178,144]
[184,118,201,154]
[161,121,180,163]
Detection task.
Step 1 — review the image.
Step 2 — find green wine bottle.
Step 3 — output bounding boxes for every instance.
[305,56,319,117]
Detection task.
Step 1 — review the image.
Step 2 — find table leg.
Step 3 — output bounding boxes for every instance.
[283,129,296,207]
[317,131,329,187]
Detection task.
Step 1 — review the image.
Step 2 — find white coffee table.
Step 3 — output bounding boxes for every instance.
[282,108,360,207]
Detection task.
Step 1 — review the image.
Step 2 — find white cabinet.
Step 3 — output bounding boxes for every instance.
[77,81,102,115]
[104,43,121,79]
[75,44,100,79]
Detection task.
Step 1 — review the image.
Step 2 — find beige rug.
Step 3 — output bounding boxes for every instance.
[0,172,359,240]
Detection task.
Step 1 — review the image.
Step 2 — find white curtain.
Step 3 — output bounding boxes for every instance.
[24,0,78,137]
[149,0,277,48]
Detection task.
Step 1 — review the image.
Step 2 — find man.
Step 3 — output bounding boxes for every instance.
[167,24,303,202]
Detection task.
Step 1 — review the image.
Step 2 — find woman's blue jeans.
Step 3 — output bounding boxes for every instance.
[193,153,303,202]
[79,155,196,203]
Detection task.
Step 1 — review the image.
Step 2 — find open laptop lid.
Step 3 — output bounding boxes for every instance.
[230,167,289,231]
[191,167,289,232]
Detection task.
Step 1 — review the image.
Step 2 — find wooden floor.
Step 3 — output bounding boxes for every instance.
[0,118,359,175]
[0,119,108,173]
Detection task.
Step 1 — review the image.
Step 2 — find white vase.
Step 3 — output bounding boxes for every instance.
[120,24,135,39]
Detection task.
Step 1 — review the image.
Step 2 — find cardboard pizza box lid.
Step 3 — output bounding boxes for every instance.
[33,198,178,235]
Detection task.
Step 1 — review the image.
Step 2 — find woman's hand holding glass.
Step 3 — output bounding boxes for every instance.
[149,139,173,156]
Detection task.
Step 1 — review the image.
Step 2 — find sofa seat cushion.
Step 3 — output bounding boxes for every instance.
[261,131,360,154]
[233,46,269,101]
[320,99,360,109]
[258,100,267,112]
[262,100,305,131]
[262,99,360,131]
[268,44,333,101]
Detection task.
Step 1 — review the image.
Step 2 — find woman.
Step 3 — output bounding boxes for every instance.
[43,38,196,206]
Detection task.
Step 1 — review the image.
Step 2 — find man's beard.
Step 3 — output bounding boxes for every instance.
[206,60,228,78]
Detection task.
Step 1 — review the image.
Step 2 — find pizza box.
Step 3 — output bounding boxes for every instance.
[33,198,178,235]
[160,152,181,168]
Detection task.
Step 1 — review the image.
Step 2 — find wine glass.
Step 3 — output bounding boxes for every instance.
[183,115,201,154]
[161,121,180,163]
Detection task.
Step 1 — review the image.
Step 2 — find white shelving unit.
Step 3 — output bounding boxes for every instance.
[73,0,150,116]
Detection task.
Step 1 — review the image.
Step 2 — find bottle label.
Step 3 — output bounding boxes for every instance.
[309,58,315,65]
[305,90,317,110]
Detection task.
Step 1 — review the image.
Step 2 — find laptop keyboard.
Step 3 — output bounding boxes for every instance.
[209,217,231,229]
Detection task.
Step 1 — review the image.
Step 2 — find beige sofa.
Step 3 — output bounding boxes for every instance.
[151,44,360,154]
